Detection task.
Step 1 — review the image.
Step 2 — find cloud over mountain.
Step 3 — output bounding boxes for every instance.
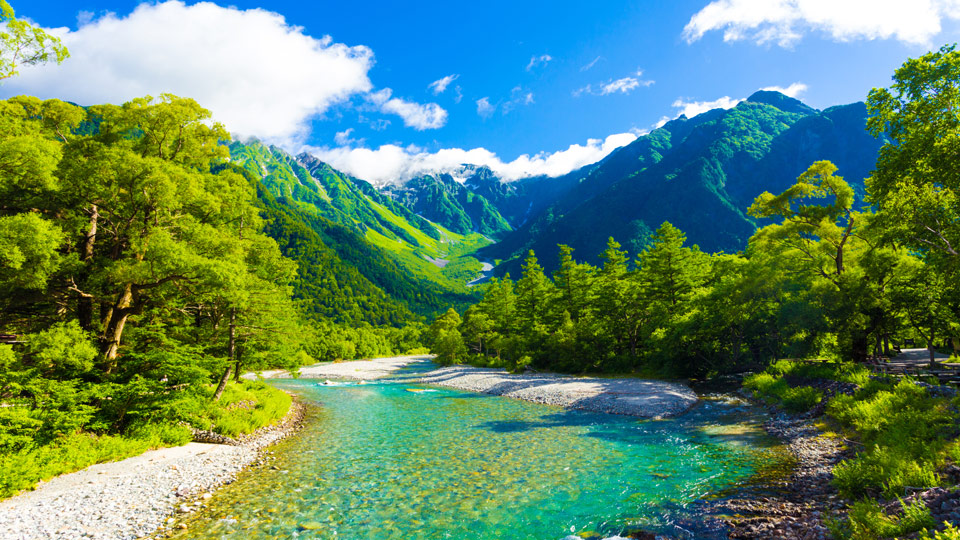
[305,132,639,185]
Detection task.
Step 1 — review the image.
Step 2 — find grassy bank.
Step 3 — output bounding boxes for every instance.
[0,380,290,500]
[744,360,960,539]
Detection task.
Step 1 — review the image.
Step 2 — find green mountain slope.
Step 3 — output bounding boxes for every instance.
[228,141,487,318]
[482,91,885,273]
[382,171,512,238]
[251,178,476,323]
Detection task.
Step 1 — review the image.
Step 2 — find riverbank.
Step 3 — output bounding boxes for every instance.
[418,365,698,418]
[242,354,430,381]
[0,399,306,540]
[705,410,848,540]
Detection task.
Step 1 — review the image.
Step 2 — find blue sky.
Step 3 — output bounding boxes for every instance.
[9,0,960,183]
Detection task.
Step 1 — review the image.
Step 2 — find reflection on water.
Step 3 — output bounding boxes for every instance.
[170,370,788,540]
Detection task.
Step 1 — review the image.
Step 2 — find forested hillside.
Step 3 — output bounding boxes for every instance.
[481,91,886,274]
[229,141,487,309]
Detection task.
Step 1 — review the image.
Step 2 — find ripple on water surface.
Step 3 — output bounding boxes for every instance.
[169,377,787,540]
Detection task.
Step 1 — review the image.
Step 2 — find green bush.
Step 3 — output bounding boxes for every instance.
[0,380,290,500]
[743,371,822,412]
[0,429,190,499]
[827,379,954,497]
[193,381,291,438]
[832,498,933,540]
[782,386,823,412]
[833,445,940,499]
[927,523,960,539]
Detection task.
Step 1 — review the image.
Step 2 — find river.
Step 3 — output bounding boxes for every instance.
[169,364,788,539]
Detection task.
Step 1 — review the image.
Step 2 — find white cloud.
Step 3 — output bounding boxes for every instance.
[580,56,602,71]
[526,54,553,71]
[760,82,808,98]
[672,96,743,118]
[428,74,459,95]
[653,95,744,128]
[305,132,640,185]
[574,69,654,97]
[1,1,374,147]
[683,0,960,47]
[476,97,496,118]
[367,88,447,130]
[453,85,463,103]
[334,128,364,146]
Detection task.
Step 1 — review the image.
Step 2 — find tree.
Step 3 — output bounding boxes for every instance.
[749,160,879,362]
[0,1,69,80]
[637,222,708,329]
[867,44,960,265]
[427,308,466,365]
[890,257,958,367]
[514,250,555,364]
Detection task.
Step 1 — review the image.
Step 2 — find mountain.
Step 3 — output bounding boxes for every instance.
[478,91,886,274]
[227,142,487,321]
[381,168,512,238]
[378,162,602,241]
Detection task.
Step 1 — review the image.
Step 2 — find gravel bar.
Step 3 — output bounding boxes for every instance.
[0,400,306,540]
[242,355,430,381]
[419,365,698,418]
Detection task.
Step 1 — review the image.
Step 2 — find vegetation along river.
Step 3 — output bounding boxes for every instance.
[169,364,791,539]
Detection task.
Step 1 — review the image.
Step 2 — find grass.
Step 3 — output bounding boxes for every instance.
[191,380,292,438]
[0,380,291,500]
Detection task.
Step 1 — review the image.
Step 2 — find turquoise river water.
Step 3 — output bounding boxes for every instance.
[171,364,789,539]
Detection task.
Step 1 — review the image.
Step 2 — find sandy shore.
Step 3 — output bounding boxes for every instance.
[419,365,698,418]
[242,354,430,381]
[0,401,305,540]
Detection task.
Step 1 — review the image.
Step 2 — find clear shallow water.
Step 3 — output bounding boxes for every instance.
[172,366,788,540]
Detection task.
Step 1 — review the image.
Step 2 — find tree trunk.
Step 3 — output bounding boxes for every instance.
[214,308,237,401]
[929,333,937,369]
[851,332,869,363]
[77,205,99,330]
[213,365,230,401]
[101,283,135,372]
[232,347,242,383]
[883,335,891,356]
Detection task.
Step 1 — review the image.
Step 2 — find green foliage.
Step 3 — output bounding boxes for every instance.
[833,446,940,500]
[0,1,69,81]
[831,498,934,540]
[0,414,196,499]
[427,308,466,365]
[828,379,955,498]
[867,44,960,266]
[927,523,960,540]
[191,380,291,438]
[743,372,823,413]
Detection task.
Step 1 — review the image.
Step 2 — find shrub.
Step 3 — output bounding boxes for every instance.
[743,372,822,412]
[927,523,960,539]
[194,380,291,438]
[833,445,940,499]
[832,498,933,540]
[781,386,822,412]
